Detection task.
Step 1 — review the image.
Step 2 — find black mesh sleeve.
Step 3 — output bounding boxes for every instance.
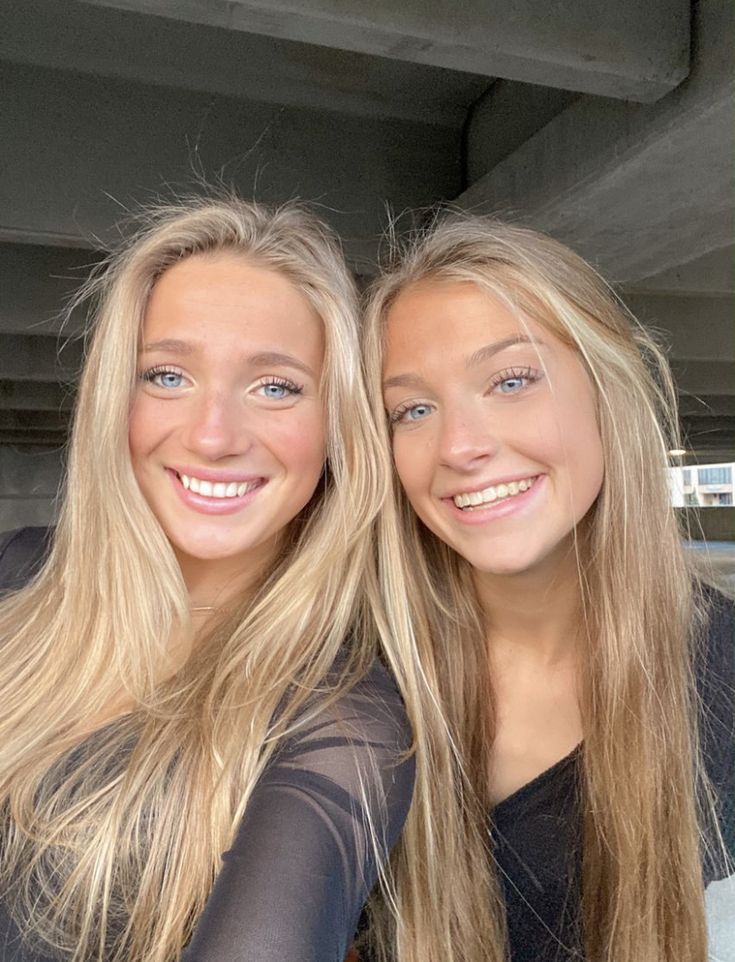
[181,658,414,962]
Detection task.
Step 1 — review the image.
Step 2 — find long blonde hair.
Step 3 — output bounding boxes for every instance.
[0,196,393,961]
[362,213,721,962]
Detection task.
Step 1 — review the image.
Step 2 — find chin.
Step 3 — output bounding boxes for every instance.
[466,544,550,578]
[170,530,256,563]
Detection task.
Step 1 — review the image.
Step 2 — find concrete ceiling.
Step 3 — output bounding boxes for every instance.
[0,0,733,465]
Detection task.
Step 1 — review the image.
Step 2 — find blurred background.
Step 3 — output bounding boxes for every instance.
[0,0,733,584]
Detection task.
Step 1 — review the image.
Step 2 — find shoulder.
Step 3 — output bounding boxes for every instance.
[695,585,735,862]
[273,656,415,839]
[695,584,735,707]
[336,656,414,748]
[0,526,53,593]
[284,655,414,767]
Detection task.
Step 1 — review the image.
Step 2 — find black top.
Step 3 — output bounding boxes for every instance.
[0,527,415,962]
[491,586,735,962]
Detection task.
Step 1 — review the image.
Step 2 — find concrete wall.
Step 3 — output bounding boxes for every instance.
[1,60,462,270]
[0,447,64,533]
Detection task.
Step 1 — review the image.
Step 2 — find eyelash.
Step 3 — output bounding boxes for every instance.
[389,401,432,426]
[488,366,542,392]
[139,369,304,398]
[140,365,185,387]
[255,376,304,398]
[388,365,542,425]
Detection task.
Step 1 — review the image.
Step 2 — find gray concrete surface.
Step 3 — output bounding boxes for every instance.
[0,447,63,533]
[458,0,735,286]
[80,0,691,101]
[0,59,462,269]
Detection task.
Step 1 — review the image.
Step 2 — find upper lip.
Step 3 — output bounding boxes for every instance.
[441,472,542,499]
[168,465,266,484]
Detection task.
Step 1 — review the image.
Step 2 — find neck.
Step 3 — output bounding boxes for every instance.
[474,545,583,665]
[175,539,279,612]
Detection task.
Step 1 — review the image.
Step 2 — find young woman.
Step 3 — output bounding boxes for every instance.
[361,214,735,962]
[0,197,415,962]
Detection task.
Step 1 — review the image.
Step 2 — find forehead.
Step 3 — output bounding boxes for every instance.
[143,252,321,340]
[384,278,540,358]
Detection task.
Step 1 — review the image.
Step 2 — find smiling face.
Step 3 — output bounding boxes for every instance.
[129,252,326,580]
[382,278,604,581]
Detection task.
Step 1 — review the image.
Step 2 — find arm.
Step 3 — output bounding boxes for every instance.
[181,658,415,962]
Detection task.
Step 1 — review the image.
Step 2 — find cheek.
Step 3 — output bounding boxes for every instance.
[391,434,430,500]
[550,393,605,508]
[128,397,160,462]
[270,407,326,476]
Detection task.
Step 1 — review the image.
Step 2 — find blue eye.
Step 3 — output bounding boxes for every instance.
[257,377,303,400]
[498,376,526,394]
[141,367,185,390]
[490,366,541,395]
[392,402,433,425]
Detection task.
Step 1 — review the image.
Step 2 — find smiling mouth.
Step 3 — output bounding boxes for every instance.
[176,471,263,500]
[452,475,539,510]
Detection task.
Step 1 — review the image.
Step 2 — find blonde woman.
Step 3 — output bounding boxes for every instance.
[360,214,734,962]
[0,197,414,962]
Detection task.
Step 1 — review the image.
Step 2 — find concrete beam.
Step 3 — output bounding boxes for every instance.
[679,395,735,419]
[465,82,579,187]
[0,432,67,447]
[672,360,735,398]
[678,417,735,453]
[622,294,735,362]
[458,0,734,284]
[0,381,75,412]
[0,411,70,433]
[0,446,64,494]
[80,0,689,101]
[0,446,63,532]
[0,243,94,336]
[0,0,488,127]
[0,335,82,383]
[633,244,735,296]
[0,60,460,271]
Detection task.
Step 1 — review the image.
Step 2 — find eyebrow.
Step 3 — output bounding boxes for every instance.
[246,351,316,379]
[141,341,316,378]
[383,333,543,390]
[467,334,543,367]
[142,338,193,355]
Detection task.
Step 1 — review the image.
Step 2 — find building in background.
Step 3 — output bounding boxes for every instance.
[669,462,734,507]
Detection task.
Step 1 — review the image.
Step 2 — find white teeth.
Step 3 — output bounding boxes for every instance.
[452,476,537,510]
[178,473,259,500]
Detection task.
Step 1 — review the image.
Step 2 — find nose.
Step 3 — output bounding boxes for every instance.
[437,400,501,472]
[182,390,251,462]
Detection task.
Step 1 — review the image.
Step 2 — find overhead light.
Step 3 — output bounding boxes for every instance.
[668,448,687,456]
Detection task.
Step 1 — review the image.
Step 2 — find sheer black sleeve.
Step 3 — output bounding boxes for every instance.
[181,658,415,962]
